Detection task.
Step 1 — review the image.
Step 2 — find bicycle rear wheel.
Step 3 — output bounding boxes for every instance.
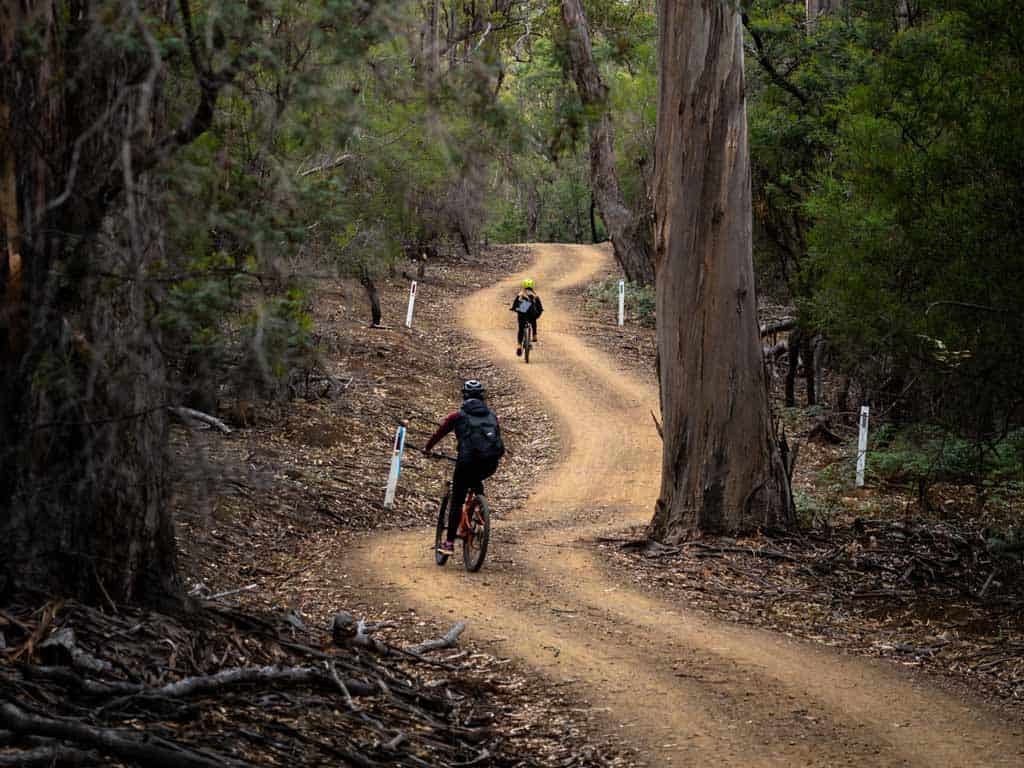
[523,326,532,364]
[434,493,450,566]
[462,495,491,572]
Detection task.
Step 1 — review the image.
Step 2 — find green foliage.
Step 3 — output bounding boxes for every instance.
[793,488,835,529]
[745,0,1024,460]
[870,425,1024,488]
[802,2,1024,432]
[586,278,655,327]
[482,3,657,244]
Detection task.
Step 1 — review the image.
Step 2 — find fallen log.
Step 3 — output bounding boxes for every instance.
[760,318,797,336]
[100,665,377,713]
[19,665,142,696]
[0,701,246,768]
[0,743,100,767]
[168,406,233,434]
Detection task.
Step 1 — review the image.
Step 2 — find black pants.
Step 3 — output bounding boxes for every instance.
[448,460,497,541]
[517,314,538,344]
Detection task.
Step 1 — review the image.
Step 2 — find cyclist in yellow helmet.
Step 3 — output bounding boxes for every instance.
[510,279,543,356]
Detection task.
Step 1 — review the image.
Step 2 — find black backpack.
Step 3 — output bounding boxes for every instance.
[455,405,505,463]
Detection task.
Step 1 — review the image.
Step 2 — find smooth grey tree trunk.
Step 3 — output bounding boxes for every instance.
[560,0,655,285]
[650,0,793,542]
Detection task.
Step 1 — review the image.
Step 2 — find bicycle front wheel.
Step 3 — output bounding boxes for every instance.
[434,493,451,566]
[462,495,491,572]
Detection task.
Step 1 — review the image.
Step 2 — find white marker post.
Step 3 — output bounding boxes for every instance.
[405,281,417,328]
[617,279,625,327]
[856,405,870,487]
[383,425,406,509]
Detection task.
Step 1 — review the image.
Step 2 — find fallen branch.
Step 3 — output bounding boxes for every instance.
[0,701,244,768]
[205,584,259,602]
[0,743,100,767]
[759,318,797,336]
[687,543,801,563]
[620,539,680,557]
[650,409,663,440]
[38,628,113,675]
[168,406,232,434]
[19,665,142,696]
[327,661,360,711]
[298,153,354,177]
[101,665,377,712]
[406,623,466,655]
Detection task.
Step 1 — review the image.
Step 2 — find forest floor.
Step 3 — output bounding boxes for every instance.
[4,243,1022,766]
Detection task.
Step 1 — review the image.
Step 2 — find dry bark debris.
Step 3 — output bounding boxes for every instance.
[0,600,480,766]
[598,518,1024,705]
[0,599,626,767]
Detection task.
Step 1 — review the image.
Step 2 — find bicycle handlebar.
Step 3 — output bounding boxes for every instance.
[405,440,457,463]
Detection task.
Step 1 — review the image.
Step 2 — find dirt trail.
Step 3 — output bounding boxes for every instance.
[350,244,1024,766]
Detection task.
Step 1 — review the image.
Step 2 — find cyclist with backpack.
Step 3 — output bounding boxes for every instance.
[423,380,505,556]
[510,279,544,357]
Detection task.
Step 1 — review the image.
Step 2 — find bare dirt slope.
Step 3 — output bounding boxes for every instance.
[349,244,1024,767]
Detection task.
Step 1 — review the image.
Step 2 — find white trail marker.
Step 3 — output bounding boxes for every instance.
[617,279,625,326]
[405,281,417,328]
[856,405,870,487]
[383,425,407,509]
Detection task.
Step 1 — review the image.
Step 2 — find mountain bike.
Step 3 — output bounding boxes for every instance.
[429,453,491,572]
[511,307,534,364]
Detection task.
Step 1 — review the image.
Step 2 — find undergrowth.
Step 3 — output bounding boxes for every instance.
[585,279,656,327]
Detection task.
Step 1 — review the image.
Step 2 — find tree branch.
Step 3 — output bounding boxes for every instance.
[741,13,810,106]
[0,701,245,768]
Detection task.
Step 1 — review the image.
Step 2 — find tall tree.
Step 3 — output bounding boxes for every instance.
[0,1,190,604]
[0,0,380,605]
[560,0,655,285]
[650,0,792,541]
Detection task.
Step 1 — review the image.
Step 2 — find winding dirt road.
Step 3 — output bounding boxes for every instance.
[351,244,1024,766]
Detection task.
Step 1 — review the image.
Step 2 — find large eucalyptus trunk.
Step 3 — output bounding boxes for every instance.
[560,0,655,286]
[0,2,179,605]
[650,0,793,542]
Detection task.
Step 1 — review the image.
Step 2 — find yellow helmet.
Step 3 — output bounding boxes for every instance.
[522,278,535,289]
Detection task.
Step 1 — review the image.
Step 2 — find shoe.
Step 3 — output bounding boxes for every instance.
[437,540,455,556]
[516,346,522,357]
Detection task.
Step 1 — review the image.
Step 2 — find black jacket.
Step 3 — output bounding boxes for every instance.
[424,398,504,466]
[510,292,543,320]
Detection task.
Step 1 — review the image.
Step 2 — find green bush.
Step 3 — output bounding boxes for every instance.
[869,424,1024,488]
[586,278,656,327]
